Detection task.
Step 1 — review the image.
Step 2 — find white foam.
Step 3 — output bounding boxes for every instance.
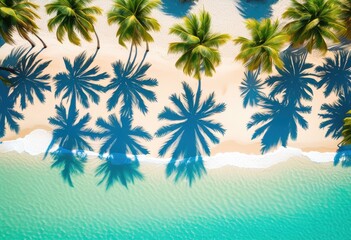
[0,129,335,168]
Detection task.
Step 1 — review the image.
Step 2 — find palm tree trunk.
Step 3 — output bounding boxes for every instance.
[194,79,202,108]
[0,67,17,74]
[135,42,149,73]
[23,35,35,48]
[125,43,134,71]
[94,28,100,50]
[33,32,47,48]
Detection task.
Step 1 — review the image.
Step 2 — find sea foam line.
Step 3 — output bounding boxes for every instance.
[0,129,335,169]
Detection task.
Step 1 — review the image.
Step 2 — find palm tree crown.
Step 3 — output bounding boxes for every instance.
[107,0,161,49]
[169,10,230,80]
[46,0,102,49]
[339,0,351,40]
[0,0,45,47]
[234,18,288,73]
[283,0,345,53]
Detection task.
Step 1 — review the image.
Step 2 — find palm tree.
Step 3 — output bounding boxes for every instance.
[282,0,345,53]
[0,82,23,138]
[105,60,158,118]
[9,50,52,110]
[248,97,311,153]
[155,82,225,184]
[339,0,351,40]
[316,50,351,97]
[319,95,351,139]
[54,52,109,113]
[169,10,230,80]
[0,0,46,48]
[46,0,102,50]
[45,104,98,186]
[334,111,351,167]
[95,114,151,189]
[107,0,161,52]
[239,70,265,108]
[265,50,318,106]
[234,19,288,73]
[341,110,351,145]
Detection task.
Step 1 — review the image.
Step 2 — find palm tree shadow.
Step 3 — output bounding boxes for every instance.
[160,0,196,18]
[248,98,311,153]
[105,46,158,118]
[319,96,351,139]
[316,50,351,98]
[0,81,23,138]
[166,156,206,186]
[96,154,143,190]
[45,104,98,187]
[239,69,265,108]
[265,49,318,106]
[236,0,278,20]
[95,115,151,189]
[156,82,226,185]
[334,145,351,167]
[54,50,108,113]
[7,48,52,109]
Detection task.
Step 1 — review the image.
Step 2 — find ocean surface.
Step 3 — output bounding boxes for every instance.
[1,152,350,239]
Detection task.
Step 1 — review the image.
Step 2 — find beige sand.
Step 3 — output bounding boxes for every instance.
[0,0,345,156]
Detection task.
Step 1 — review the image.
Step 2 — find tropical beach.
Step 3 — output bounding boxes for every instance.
[0,0,351,238]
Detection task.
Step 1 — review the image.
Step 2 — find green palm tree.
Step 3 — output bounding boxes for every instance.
[169,10,230,80]
[234,18,288,73]
[107,0,161,52]
[341,110,351,145]
[46,0,102,50]
[340,0,351,40]
[282,0,345,53]
[0,0,46,48]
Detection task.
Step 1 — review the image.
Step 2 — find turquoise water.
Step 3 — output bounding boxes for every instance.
[1,153,351,239]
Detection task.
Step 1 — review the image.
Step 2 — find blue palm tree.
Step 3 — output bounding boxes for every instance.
[248,97,311,153]
[166,155,206,186]
[95,115,151,189]
[155,81,225,185]
[316,51,351,97]
[105,60,158,118]
[240,70,265,108]
[236,0,278,20]
[9,50,52,109]
[319,95,351,139]
[0,47,27,86]
[265,51,318,106]
[160,0,196,18]
[45,104,98,186]
[0,36,4,47]
[54,51,109,112]
[0,82,24,138]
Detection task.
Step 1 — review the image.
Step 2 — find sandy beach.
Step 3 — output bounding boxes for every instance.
[0,0,344,155]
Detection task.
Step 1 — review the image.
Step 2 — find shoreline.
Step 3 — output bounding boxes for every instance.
[0,129,336,170]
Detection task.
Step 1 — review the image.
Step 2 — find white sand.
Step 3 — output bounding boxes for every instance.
[0,0,344,155]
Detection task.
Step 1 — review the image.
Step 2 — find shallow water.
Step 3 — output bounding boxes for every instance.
[1,153,350,239]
